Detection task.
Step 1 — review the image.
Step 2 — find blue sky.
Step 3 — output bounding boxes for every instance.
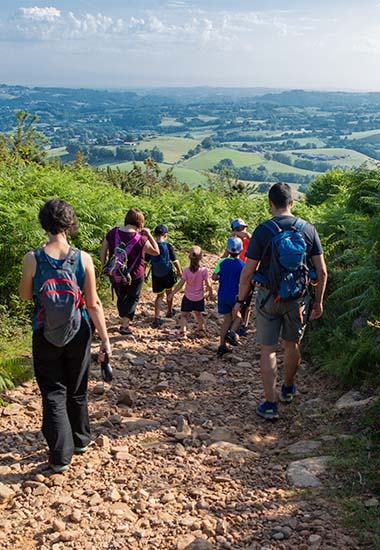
[1,1,380,90]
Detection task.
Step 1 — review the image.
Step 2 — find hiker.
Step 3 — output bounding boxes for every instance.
[145,224,182,328]
[222,218,252,337]
[234,183,328,420]
[168,245,214,339]
[212,236,245,357]
[100,207,159,336]
[19,198,111,473]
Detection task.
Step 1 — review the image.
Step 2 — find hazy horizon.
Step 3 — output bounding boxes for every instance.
[2,1,380,91]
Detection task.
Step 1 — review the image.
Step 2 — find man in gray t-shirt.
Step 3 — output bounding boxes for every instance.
[234,183,328,420]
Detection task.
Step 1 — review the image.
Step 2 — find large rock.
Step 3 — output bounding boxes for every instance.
[185,539,213,550]
[287,456,330,487]
[209,427,236,443]
[198,372,217,384]
[209,441,257,459]
[117,390,135,407]
[287,440,322,455]
[122,417,160,432]
[2,403,23,416]
[0,483,15,504]
[335,390,377,410]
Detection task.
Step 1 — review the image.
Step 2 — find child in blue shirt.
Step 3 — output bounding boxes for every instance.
[146,224,182,328]
[212,237,245,357]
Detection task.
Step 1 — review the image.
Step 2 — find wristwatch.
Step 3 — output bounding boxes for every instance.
[236,297,245,304]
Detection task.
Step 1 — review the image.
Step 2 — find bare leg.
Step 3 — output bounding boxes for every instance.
[166,290,173,316]
[283,340,301,386]
[220,313,232,346]
[194,311,205,331]
[260,344,278,402]
[154,293,164,318]
[243,305,251,327]
[180,312,190,335]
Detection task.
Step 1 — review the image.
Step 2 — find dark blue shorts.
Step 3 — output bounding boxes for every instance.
[181,295,205,312]
[218,300,234,315]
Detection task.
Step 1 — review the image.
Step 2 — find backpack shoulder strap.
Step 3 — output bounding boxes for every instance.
[262,219,282,236]
[292,217,307,232]
[62,247,80,273]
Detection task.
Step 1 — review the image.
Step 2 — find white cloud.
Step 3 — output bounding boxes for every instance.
[18,6,61,22]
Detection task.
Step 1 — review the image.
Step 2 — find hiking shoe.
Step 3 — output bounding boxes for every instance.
[49,464,69,473]
[152,317,163,328]
[217,344,230,357]
[225,329,239,346]
[237,324,248,337]
[279,383,296,404]
[256,401,279,420]
[74,446,89,454]
[119,325,132,335]
[166,308,176,318]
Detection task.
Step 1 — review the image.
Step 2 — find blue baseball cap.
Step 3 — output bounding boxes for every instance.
[231,218,247,230]
[154,224,168,236]
[227,236,243,254]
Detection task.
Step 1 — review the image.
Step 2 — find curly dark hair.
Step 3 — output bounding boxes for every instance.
[38,198,78,236]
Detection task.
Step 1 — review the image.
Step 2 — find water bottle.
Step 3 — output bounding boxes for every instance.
[101,352,113,383]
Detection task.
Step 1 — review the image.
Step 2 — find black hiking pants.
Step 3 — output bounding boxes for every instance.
[32,319,91,466]
[114,276,144,320]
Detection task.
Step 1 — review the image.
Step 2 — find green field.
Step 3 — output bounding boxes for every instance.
[159,117,183,127]
[182,147,316,176]
[345,129,380,140]
[183,147,263,170]
[136,136,200,163]
[101,160,209,187]
[46,146,69,158]
[285,147,373,167]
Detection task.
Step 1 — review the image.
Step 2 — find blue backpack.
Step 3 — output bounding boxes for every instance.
[253,218,310,301]
[35,247,84,347]
[150,242,172,277]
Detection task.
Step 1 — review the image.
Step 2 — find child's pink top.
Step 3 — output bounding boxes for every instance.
[182,266,208,301]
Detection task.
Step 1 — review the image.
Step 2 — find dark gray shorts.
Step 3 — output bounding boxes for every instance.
[255,288,312,346]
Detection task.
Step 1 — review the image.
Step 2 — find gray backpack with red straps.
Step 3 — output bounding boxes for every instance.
[34,247,84,347]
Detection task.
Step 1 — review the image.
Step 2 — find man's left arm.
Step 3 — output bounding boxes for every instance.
[233,258,259,314]
[310,254,328,320]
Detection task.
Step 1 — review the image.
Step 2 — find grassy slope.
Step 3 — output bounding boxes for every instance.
[136,136,200,163]
[182,147,316,175]
[100,160,209,187]
[284,147,374,167]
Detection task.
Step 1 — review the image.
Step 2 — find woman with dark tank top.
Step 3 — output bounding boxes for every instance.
[100,208,159,335]
[19,199,110,473]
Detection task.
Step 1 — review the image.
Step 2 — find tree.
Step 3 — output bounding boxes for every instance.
[0,111,47,164]
[201,137,214,149]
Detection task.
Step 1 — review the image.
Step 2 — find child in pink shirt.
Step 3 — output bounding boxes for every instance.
[169,246,213,339]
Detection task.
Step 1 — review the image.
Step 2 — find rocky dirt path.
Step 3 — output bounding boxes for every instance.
[0,254,360,550]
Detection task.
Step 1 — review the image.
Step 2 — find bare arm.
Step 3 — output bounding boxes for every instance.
[141,228,160,256]
[173,259,182,277]
[19,252,36,300]
[82,252,111,355]
[233,258,258,314]
[310,254,328,320]
[170,277,186,296]
[205,276,214,300]
[232,229,251,239]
